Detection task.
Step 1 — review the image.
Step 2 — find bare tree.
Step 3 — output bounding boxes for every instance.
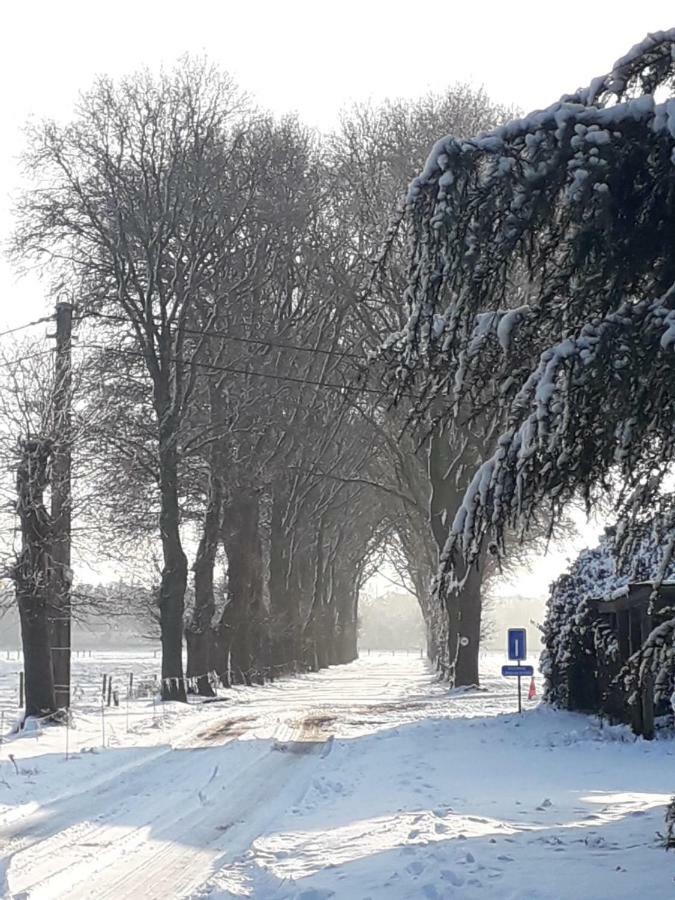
[13,60,255,700]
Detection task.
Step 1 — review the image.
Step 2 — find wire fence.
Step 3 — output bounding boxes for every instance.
[0,648,309,760]
[0,647,426,764]
[0,650,185,759]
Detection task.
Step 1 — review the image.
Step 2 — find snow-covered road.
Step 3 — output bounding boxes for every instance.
[0,653,673,899]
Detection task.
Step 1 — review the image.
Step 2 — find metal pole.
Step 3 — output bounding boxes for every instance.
[517,659,522,714]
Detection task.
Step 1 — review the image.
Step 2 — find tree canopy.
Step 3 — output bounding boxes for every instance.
[384,28,675,584]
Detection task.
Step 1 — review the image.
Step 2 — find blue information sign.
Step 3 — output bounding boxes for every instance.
[502,665,534,677]
[508,628,527,661]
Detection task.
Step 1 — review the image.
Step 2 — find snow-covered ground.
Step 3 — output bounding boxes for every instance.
[0,651,673,899]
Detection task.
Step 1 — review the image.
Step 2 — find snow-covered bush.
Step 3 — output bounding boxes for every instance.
[542,522,675,712]
[666,797,675,849]
[542,536,617,709]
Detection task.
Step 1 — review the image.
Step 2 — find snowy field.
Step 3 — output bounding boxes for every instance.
[0,651,673,899]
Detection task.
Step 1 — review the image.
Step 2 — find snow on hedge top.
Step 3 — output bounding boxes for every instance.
[551,523,675,610]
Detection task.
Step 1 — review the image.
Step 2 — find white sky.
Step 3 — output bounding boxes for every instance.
[1,0,665,591]
[1,0,672,325]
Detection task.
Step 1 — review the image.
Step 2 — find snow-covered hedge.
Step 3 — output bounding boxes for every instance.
[542,522,675,712]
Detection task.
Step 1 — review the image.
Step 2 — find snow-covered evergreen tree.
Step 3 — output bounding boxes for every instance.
[383,29,675,680]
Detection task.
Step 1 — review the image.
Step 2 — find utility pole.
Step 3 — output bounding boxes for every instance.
[50,300,73,709]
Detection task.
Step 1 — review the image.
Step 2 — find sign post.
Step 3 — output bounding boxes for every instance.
[503,628,531,713]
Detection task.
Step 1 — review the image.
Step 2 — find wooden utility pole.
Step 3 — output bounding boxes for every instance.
[50,300,73,709]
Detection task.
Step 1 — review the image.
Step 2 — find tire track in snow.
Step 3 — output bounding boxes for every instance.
[2,712,333,899]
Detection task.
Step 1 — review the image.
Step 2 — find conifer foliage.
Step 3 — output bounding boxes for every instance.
[384,30,675,676]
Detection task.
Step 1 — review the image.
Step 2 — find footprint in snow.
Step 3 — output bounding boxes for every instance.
[585,835,607,848]
[432,807,452,817]
[440,869,465,887]
[294,891,335,900]
[406,860,425,876]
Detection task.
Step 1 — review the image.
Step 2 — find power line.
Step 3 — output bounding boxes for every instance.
[75,311,368,362]
[0,312,407,400]
[76,341,398,399]
[0,347,54,369]
[0,314,54,340]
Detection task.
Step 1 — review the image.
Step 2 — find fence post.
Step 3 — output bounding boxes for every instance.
[107,675,113,708]
[19,672,24,708]
[101,673,107,702]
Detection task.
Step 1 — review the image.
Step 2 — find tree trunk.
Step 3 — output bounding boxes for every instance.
[302,520,327,670]
[186,468,222,697]
[158,438,188,702]
[428,428,487,684]
[268,486,300,675]
[15,439,57,719]
[222,489,265,686]
[436,569,461,682]
[331,562,359,665]
[455,563,483,686]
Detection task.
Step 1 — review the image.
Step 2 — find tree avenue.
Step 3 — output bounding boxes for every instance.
[4,29,673,726]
